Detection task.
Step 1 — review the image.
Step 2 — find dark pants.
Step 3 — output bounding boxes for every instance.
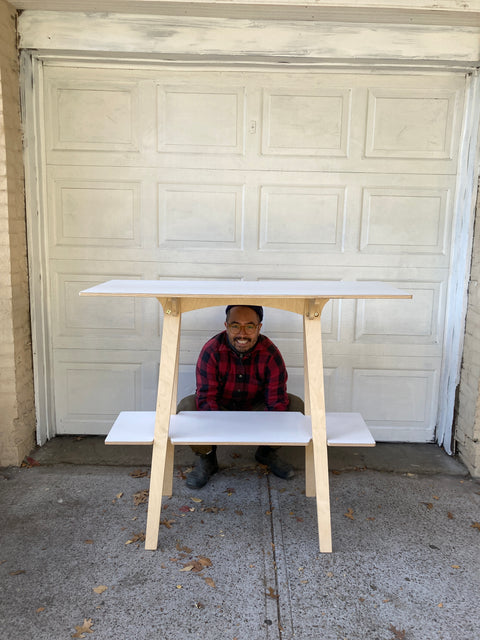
[176,393,305,455]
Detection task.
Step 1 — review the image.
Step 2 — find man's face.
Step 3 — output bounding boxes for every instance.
[225,306,262,353]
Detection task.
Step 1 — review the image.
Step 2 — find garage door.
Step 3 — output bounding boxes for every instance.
[39,63,465,442]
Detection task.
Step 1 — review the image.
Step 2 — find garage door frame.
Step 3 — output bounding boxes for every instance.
[19,19,480,450]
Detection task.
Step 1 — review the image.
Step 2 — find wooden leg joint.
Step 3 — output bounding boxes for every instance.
[164,297,180,317]
[306,298,327,320]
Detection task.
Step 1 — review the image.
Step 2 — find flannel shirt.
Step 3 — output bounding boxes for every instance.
[195,331,289,411]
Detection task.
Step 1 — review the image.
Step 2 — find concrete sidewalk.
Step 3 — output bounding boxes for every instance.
[1,440,479,640]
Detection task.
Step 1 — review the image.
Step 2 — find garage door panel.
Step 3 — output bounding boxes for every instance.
[261,88,351,157]
[352,365,437,442]
[51,271,162,351]
[366,88,459,161]
[55,353,159,435]
[157,84,246,155]
[360,187,450,256]
[51,178,142,248]
[47,167,454,268]
[158,182,245,249]
[46,78,141,154]
[258,185,346,252]
[43,66,464,175]
[353,281,444,346]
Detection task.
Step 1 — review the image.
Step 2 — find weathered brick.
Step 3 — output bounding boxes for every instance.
[0,0,36,467]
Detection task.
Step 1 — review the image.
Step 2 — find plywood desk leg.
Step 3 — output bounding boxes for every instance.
[163,316,181,498]
[162,440,174,497]
[304,301,332,553]
[303,327,315,498]
[145,303,181,550]
[305,442,315,497]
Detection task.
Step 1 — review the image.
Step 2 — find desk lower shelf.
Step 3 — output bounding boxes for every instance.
[105,411,375,447]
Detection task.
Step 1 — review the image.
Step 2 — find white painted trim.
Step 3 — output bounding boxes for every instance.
[11,1,480,12]
[9,1,480,29]
[21,52,56,445]
[437,70,480,454]
[17,12,480,66]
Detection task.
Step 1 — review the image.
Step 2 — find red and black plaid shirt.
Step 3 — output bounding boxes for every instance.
[195,331,289,411]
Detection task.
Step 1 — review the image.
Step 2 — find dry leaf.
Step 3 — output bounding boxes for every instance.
[93,585,108,594]
[344,508,354,520]
[438,603,444,608]
[36,607,45,613]
[84,540,94,545]
[22,457,40,468]
[9,570,25,576]
[116,492,123,499]
[201,506,223,513]
[191,497,203,503]
[266,587,279,599]
[179,505,194,513]
[71,618,94,638]
[471,522,480,531]
[447,512,454,519]
[130,469,149,478]
[176,542,192,554]
[388,625,405,640]
[204,577,216,588]
[125,532,146,545]
[224,488,236,495]
[133,490,149,506]
[451,565,460,569]
[180,557,210,573]
[160,518,176,529]
[421,502,434,509]
[198,556,212,568]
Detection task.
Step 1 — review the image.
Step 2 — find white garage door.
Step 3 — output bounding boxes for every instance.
[38,63,466,442]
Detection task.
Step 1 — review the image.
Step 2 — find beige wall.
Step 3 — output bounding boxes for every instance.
[0,0,35,466]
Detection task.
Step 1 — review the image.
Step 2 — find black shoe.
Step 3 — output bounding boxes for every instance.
[255,446,294,480]
[186,448,219,489]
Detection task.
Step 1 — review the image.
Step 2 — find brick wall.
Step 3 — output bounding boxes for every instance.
[0,0,35,466]
[456,186,480,477]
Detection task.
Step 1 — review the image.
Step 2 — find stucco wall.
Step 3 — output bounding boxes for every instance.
[456,186,480,477]
[0,0,35,466]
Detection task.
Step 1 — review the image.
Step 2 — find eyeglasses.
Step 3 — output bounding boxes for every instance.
[226,322,259,335]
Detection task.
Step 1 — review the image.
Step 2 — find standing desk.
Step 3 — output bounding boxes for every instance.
[80,279,411,552]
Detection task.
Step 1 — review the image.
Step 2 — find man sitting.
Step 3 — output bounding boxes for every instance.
[177,304,304,489]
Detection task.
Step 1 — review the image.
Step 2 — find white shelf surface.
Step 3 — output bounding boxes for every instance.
[105,410,375,447]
